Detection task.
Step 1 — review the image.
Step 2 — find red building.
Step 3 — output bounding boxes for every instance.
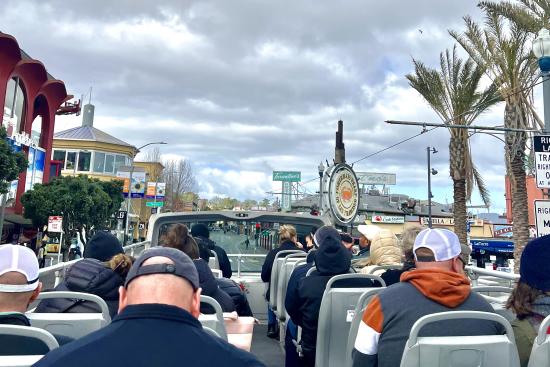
[1,32,75,240]
[505,174,544,226]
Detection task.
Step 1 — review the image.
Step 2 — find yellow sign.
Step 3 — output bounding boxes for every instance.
[45,243,60,254]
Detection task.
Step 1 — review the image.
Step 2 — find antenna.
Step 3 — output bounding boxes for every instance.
[89,86,93,104]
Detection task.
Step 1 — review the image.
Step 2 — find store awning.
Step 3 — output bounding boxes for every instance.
[471,239,514,254]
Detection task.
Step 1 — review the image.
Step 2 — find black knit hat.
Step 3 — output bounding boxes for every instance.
[520,235,550,291]
[191,223,210,239]
[83,231,124,262]
[314,226,351,275]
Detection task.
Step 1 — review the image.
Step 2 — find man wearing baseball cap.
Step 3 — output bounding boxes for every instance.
[355,224,381,258]
[352,228,504,367]
[36,247,264,367]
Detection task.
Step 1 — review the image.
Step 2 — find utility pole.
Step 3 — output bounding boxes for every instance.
[427,147,437,228]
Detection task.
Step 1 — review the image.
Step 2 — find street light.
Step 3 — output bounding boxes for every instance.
[318,162,325,213]
[124,141,167,244]
[533,28,550,132]
[427,147,438,228]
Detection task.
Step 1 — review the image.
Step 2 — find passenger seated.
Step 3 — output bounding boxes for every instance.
[359,230,401,284]
[352,228,505,367]
[217,277,253,317]
[36,232,132,318]
[506,235,550,367]
[0,244,71,355]
[286,226,377,367]
[34,247,265,367]
[354,224,381,259]
[261,225,303,339]
[191,223,232,278]
[163,224,235,313]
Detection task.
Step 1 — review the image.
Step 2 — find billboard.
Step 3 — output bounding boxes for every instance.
[146,182,166,199]
[116,170,146,198]
[356,172,396,186]
[273,171,301,182]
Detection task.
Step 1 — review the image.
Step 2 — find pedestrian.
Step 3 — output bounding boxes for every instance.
[506,235,550,367]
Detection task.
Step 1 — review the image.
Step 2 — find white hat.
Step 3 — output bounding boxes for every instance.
[357,225,381,241]
[0,245,40,292]
[413,228,461,262]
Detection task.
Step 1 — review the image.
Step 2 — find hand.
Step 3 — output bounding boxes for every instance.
[295,242,304,249]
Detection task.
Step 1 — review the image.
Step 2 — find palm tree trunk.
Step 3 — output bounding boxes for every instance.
[453,178,468,246]
[505,103,529,273]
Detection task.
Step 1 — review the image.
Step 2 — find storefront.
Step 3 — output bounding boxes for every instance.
[1,32,71,241]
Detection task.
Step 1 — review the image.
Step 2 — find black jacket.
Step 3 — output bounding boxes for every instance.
[217,277,253,317]
[194,259,235,314]
[286,233,376,353]
[35,258,123,318]
[196,236,232,278]
[261,240,300,301]
[33,304,264,367]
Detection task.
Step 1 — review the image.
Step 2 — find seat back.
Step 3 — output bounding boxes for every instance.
[400,311,519,367]
[211,269,223,278]
[0,324,58,357]
[199,295,228,340]
[284,258,308,322]
[269,250,303,311]
[276,253,307,321]
[527,314,550,367]
[203,326,222,339]
[0,355,45,367]
[472,286,514,322]
[315,274,385,367]
[209,250,220,270]
[345,288,383,367]
[27,291,110,340]
[363,264,403,276]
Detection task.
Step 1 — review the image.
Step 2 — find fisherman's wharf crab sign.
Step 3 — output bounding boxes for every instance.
[328,164,359,225]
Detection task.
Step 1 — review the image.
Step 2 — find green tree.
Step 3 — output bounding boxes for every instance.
[242,199,258,209]
[451,8,541,270]
[260,198,270,208]
[0,126,27,194]
[406,46,500,246]
[21,175,124,249]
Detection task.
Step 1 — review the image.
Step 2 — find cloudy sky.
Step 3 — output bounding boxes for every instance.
[2,0,537,214]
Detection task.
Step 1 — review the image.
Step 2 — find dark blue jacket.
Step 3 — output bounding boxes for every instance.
[33,303,264,367]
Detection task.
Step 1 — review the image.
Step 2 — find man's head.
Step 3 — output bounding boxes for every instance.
[0,245,42,313]
[357,225,381,249]
[119,247,201,317]
[314,226,351,275]
[413,228,464,274]
[340,232,354,250]
[191,223,210,239]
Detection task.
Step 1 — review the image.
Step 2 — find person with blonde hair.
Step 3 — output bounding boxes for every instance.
[261,224,302,338]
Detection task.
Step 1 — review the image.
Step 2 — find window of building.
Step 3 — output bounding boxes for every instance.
[78,151,91,172]
[31,115,42,146]
[115,155,126,173]
[66,152,77,171]
[3,77,26,135]
[52,150,66,167]
[104,154,115,174]
[93,152,105,173]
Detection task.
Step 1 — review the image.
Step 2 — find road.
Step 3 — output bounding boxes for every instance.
[210,230,269,273]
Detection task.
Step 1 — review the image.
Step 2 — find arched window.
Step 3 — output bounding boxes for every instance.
[3,77,26,136]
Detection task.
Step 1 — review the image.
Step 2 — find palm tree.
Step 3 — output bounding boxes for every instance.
[406,46,500,247]
[450,8,542,271]
[480,0,550,34]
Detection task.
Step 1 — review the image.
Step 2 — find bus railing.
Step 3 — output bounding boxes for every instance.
[227,254,267,278]
[38,241,150,287]
[465,265,519,288]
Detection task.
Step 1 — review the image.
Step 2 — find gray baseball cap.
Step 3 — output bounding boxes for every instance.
[124,247,199,290]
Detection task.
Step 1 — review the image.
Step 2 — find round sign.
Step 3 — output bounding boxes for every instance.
[328,164,360,225]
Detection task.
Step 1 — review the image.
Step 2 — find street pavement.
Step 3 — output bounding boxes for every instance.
[210,230,269,273]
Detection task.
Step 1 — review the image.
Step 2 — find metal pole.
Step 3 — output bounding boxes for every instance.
[124,162,134,244]
[0,194,6,243]
[319,173,323,213]
[543,72,550,133]
[427,147,433,228]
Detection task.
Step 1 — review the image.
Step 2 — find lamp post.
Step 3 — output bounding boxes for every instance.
[318,162,325,213]
[533,28,550,132]
[124,141,167,244]
[427,147,438,228]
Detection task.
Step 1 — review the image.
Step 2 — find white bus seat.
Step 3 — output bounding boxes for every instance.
[306,266,356,277]
[361,264,403,276]
[0,324,58,358]
[472,286,515,322]
[315,274,385,367]
[0,355,44,367]
[209,250,220,270]
[527,313,550,367]
[283,258,308,323]
[211,269,223,278]
[400,311,520,367]
[269,250,303,314]
[345,288,384,367]
[276,253,307,321]
[203,326,222,339]
[199,295,228,341]
[27,292,110,340]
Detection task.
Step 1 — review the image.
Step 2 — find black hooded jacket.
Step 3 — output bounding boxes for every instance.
[194,259,235,314]
[286,228,376,354]
[35,258,123,318]
[261,240,300,301]
[195,236,232,278]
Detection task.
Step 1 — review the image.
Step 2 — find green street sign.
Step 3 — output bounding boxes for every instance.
[146,201,164,207]
[272,171,301,182]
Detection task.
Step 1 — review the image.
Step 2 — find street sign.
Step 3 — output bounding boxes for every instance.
[273,171,301,182]
[534,135,550,188]
[356,172,397,185]
[535,200,550,237]
[47,216,63,233]
[116,210,127,221]
[146,201,164,208]
[151,208,158,214]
